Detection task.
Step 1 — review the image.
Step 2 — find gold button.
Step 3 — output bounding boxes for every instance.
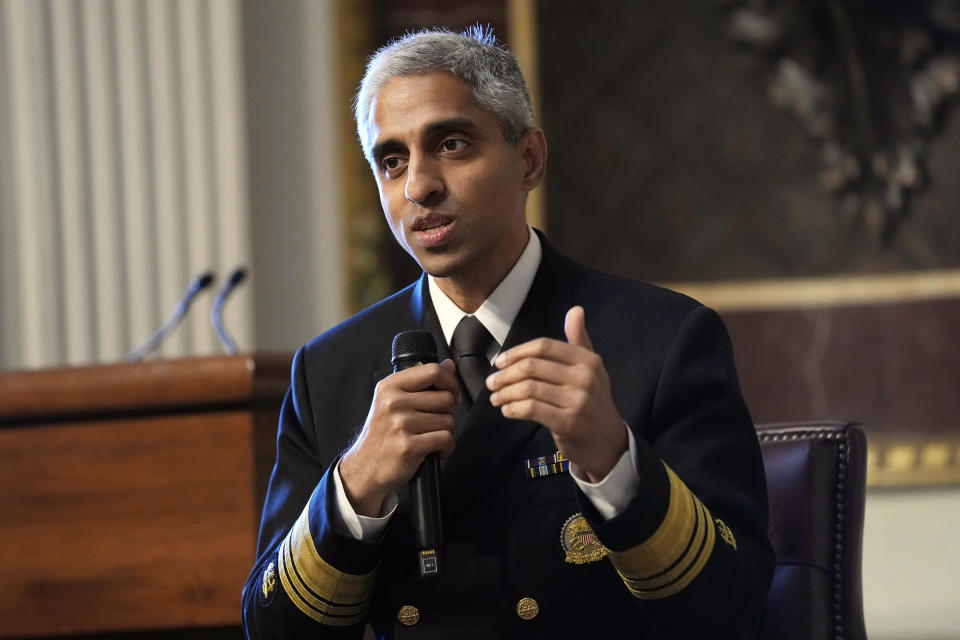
[516,597,539,620]
[397,605,420,626]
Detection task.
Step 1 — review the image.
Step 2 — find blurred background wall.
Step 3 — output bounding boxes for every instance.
[0,0,348,368]
[1,0,958,638]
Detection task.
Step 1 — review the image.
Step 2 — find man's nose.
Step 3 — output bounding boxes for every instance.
[404,157,444,204]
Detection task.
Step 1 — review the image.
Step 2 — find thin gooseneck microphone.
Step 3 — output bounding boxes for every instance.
[126,271,215,363]
[211,266,247,355]
[392,330,444,580]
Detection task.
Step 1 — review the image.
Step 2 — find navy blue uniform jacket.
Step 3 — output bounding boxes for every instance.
[242,235,773,638]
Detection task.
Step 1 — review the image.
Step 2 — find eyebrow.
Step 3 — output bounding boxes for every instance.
[424,117,478,138]
[371,117,479,165]
[371,140,404,166]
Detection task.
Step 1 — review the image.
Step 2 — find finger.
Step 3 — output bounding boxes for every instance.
[407,388,458,414]
[410,429,456,460]
[564,305,594,351]
[375,384,454,417]
[439,358,456,375]
[435,359,462,401]
[498,397,567,428]
[495,337,584,369]
[489,378,568,410]
[391,361,460,397]
[397,409,455,435]
[485,356,576,391]
[394,428,456,472]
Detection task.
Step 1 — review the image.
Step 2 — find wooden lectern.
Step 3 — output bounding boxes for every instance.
[0,355,291,638]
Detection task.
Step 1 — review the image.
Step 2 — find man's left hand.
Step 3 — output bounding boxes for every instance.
[486,305,628,482]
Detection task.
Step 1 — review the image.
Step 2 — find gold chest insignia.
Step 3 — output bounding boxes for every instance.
[715,518,737,550]
[560,513,608,564]
[261,559,277,604]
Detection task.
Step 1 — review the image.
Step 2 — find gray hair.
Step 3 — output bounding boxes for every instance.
[354,26,535,164]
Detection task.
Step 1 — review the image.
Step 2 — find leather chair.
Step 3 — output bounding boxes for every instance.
[756,421,868,640]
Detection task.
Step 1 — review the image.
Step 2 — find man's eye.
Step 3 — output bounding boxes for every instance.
[382,156,401,171]
[441,139,465,152]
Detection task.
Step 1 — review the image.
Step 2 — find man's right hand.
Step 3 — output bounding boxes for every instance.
[339,358,460,517]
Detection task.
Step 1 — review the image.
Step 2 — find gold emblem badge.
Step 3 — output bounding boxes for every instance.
[516,597,539,620]
[261,560,277,603]
[560,513,608,564]
[715,518,737,550]
[397,605,420,626]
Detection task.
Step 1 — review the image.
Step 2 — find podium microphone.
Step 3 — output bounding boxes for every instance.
[392,330,444,580]
[211,266,247,354]
[126,271,215,362]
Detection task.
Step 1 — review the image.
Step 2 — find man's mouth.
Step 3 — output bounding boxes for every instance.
[411,214,455,247]
[412,214,453,233]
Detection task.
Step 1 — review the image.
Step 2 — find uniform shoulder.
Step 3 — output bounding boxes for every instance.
[300,280,419,364]
[540,235,703,320]
[565,257,703,320]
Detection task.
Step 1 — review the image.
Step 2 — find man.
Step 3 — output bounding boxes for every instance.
[243,27,773,639]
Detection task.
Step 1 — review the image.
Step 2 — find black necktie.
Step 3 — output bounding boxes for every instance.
[451,315,496,404]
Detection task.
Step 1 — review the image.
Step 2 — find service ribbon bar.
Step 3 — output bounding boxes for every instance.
[525,451,569,479]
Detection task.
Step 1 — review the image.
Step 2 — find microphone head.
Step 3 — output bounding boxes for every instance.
[194,271,215,290]
[392,330,438,371]
[227,267,247,287]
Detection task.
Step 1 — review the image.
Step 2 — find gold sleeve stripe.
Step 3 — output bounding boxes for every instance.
[607,464,717,600]
[614,496,715,599]
[277,503,376,626]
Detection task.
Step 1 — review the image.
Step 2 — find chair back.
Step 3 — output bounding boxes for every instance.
[756,421,867,640]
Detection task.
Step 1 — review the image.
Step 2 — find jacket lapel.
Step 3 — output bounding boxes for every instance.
[415,276,451,362]
[416,278,471,432]
[441,238,574,522]
[369,276,447,383]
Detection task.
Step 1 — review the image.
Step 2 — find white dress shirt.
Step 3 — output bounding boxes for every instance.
[333,228,640,540]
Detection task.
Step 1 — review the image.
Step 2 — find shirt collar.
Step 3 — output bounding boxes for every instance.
[428,227,542,350]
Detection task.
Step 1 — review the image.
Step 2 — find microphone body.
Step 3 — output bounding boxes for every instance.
[126,271,215,362]
[391,330,444,580]
[211,266,247,354]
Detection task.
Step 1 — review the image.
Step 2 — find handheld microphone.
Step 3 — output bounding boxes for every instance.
[392,330,444,580]
[126,271,215,362]
[211,266,247,354]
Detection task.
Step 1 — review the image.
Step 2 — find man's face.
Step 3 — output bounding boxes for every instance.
[367,72,541,295]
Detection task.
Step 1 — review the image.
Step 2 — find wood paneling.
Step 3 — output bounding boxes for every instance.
[0,355,289,423]
[0,355,288,637]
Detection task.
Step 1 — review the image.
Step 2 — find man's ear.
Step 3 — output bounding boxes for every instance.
[519,126,547,191]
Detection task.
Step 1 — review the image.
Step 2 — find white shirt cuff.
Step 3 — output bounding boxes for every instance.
[332,459,398,541]
[570,424,641,521]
